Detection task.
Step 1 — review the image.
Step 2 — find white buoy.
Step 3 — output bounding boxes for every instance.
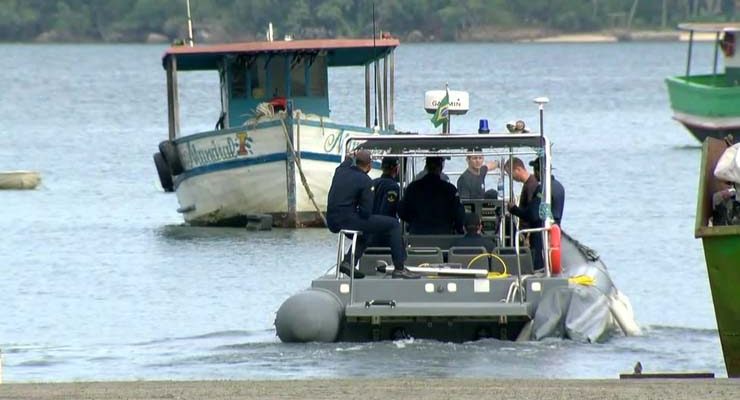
[0,171,41,190]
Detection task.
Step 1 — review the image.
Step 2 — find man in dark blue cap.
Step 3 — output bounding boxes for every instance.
[326,150,417,279]
[368,157,401,248]
[399,156,465,234]
[529,157,565,226]
[372,157,400,218]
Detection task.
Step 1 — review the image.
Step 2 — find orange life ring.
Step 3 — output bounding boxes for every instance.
[721,32,735,58]
[549,224,562,275]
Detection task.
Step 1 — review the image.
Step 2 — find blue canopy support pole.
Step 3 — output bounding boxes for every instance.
[374,59,383,130]
[713,31,720,76]
[686,30,694,79]
[389,50,395,130]
[365,64,371,128]
[265,56,272,97]
[166,56,180,140]
[304,57,311,96]
[285,54,292,98]
[383,54,389,130]
[245,58,252,100]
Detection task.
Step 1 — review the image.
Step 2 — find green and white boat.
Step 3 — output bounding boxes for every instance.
[695,137,740,378]
[666,23,740,143]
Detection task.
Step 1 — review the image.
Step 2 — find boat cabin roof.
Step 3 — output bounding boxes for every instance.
[678,22,740,33]
[162,38,400,71]
[346,133,546,157]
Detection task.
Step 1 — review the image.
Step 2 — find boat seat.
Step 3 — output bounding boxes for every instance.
[358,247,392,276]
[448,246,489,269]
[497,247,534,275]
[405,247,444,267]
[405,235,460,251]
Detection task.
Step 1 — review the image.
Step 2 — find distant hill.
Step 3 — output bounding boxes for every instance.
[0,0,736,43]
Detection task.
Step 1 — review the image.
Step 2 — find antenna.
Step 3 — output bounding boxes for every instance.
[372,1,378,129]
[186,0,194,46]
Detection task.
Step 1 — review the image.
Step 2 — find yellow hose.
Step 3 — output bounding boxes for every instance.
[466,253,510,279]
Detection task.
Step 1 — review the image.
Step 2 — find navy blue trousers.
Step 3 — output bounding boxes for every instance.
[329,214,406,269]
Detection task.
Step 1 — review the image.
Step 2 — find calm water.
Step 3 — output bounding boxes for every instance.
[0,41,728,382]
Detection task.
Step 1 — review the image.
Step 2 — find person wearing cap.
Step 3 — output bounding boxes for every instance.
[507,157,565,271]
[529,157,565,226]
[326,150,417,279]
[457,155,498,199]
[399,156,465,234]
[372,157,400,218]
[368,157,401,248]
[451,213,496,253]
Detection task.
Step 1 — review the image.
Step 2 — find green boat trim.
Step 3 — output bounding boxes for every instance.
[666,76,740,119]
[666,23,740,142]
[695,137,740,378]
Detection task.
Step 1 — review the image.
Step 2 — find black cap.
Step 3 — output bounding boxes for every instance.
[381,156,399,169]
[529,157,541,168]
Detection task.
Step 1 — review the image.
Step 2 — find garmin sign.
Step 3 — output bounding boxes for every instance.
[424,90,470,115]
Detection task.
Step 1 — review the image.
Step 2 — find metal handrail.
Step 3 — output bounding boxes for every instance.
[514,226,551,303]
[336,229,361,303]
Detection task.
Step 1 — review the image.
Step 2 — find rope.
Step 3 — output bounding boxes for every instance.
[278,110,327,226]
[466,253,510,279]
[561,230,600,261]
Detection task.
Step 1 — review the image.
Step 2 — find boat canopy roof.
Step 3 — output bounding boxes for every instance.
[162,38,399,71]
[678,22,740,33]
[346,133,546,157]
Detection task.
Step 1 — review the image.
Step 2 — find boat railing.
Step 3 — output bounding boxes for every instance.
[514,226,551,302]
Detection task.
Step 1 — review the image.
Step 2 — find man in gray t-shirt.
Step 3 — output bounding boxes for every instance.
[457,155,498,199]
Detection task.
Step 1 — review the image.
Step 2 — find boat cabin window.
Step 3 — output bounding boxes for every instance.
[224,54,329,125]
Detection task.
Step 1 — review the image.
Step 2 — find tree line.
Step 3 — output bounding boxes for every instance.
[0,0,736,43]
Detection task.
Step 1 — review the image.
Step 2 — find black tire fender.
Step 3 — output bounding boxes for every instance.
[153,152,174,192]
[158,140,183,175]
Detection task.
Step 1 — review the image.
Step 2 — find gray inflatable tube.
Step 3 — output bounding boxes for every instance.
[275,288,344,343]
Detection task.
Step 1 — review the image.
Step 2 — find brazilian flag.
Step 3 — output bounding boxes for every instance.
[430,91,449,128]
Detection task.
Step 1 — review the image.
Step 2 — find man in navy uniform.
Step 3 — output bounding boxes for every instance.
[372,157,400,218]
[399,157,465,234]
[368,157,401,248]
[326,150,417,279]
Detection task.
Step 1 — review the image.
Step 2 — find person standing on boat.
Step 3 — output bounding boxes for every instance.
[457,155,498,199]
[399,157,465,234]
[507,157,565,271]
[503,157,539,229]
[326,150,417,279]
[529,157,565,226]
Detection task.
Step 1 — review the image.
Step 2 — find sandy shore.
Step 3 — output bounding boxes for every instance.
[0,378,738,400]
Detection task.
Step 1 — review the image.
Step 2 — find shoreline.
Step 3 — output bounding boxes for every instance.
[1,378,739,400]
[0,30,717,45]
